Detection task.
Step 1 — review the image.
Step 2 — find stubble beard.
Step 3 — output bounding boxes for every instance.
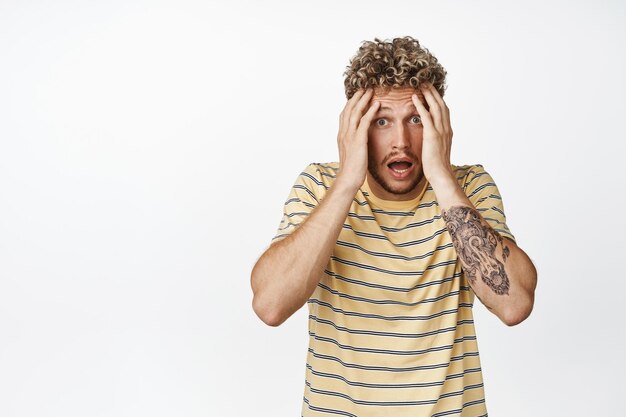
[367,154,424,196]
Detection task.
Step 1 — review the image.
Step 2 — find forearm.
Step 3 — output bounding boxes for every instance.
[251,178,358,326]
[431,172,538,326]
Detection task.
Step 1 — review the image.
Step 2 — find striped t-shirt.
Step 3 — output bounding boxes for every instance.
[272,162,516,417]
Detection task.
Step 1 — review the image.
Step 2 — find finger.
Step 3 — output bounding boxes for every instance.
[425,83,451,133]
[425,85,452,157]
[424,83,445,109]
[338,110,347,144]
[344,89,367,119]
[348,88,374,131]
[355,100,381,137]
[340,89,367,138]
[420,84,443,132]
[412,93,434,130]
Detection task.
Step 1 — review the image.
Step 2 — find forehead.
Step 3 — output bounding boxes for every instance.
[373,86,423,111]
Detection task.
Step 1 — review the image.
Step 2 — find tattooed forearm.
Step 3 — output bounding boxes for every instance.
[442,205,511,295]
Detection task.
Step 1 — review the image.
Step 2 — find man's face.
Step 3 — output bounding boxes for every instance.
[366,86,428,201]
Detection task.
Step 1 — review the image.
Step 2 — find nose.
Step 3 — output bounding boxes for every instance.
[391,123,411,150]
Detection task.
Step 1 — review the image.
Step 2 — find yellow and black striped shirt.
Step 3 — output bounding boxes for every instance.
[272,162,515,417]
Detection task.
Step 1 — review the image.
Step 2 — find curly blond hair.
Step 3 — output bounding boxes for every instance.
[343,36,447,99]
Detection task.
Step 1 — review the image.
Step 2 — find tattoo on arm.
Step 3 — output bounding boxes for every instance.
[442,205,511,295]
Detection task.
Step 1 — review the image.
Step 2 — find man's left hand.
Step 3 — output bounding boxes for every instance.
[411,82,454,185]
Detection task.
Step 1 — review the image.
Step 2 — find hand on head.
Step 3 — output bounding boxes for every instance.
[336,88,380,190]
[412,83,454,182]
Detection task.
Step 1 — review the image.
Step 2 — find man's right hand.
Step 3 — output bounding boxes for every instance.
[336,88,380,190]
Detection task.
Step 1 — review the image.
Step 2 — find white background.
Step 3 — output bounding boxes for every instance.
[1,1,624,416]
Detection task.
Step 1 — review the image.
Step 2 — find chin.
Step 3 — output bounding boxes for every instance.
[371,165,424,196]
[385,181,419,195]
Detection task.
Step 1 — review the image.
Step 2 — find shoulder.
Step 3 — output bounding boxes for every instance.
[300,162,339,187]
[451,163,491,192]
[305,161,340,176]
[291,162,339,200]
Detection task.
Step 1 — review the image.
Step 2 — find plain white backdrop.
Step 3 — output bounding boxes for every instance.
[1,0,624,416]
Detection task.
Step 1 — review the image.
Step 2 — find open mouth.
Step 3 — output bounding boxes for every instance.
[387,161,414,178]
[388,161,413,173]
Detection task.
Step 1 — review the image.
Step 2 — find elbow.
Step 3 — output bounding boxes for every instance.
[251,262,281,327]
[251,271,284,327]
[252,293,285,327]
[252,297,284,327]
[502,309,531,326]
[501,298,534,327]
[502,262,538,327]
[250,255,300,327]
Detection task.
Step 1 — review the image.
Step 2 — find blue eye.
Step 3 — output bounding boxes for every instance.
[410,115,421,124]
[377,119,387,126]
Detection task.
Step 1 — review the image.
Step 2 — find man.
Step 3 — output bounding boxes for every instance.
[251,36,537,417]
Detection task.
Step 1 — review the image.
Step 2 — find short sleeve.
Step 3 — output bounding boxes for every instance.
[462,164,516,243]
[271,163,326,244]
